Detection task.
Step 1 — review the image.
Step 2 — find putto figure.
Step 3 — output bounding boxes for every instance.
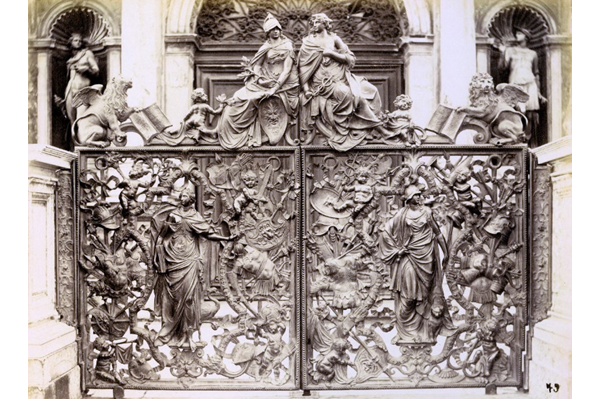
[180,88,225,143]
[152,183,233,350]
[218,13,299,149]
[299,13,382,151]
[376,95,424,146]
[380,185,454,343]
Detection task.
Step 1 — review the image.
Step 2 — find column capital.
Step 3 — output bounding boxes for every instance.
[165,33,201,52]
[532,135,572,165]
[29,144,77,171]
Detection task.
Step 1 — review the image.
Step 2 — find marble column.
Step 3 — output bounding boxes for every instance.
[434,0,477,108]
[403,37,435,129]
[121,0,165,108]
[546,39,564,143]
[530,136,572,398]
[28,144,80,399]
[164,35,198,124]
[33,43,53,145]
[104,37,122,80]
[475,36,493,74]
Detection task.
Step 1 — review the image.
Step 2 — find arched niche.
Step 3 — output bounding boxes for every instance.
[30,1,121,150]
[475,0,568,147]
[166,0,431,36]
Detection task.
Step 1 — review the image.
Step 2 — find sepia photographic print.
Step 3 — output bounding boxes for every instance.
[27,0,572,398]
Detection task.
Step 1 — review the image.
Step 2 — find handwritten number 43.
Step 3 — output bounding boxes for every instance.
[546,383,560,393]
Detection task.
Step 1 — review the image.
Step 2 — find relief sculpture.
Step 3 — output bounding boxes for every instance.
[217,14,299,149]
[299,13,382,150]
[78,151,299,389]
[68,4,539,393]
[304,149,526,389]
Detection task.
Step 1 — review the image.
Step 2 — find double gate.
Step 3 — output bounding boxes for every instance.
[55,139,551,395]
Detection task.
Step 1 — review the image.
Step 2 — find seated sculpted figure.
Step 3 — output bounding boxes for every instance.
[299,13,382,151]
[217,13,299,150]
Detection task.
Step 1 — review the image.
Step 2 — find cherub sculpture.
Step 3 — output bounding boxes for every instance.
[144,160,183,209]
[375,95,424,146]
[311,338,355,383]
[177,88,226,143]
[457,73,529,145]
[72,75,139,147]
[470,314,513,383]
[233,170,268,215]
[250,303,295,381]
[325,167,374,216]
[118,160,152,218]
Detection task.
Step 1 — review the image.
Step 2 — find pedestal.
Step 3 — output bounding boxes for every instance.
[28,144,80,399]
[530,136,572,398]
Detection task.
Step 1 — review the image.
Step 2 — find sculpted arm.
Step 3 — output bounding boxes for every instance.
[276,55,294,90]
[80,50,99,75]
[322,36,355,66]
[429,214,448,266]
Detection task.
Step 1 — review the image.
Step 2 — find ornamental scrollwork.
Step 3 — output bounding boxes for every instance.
[78,150,299,389]
[196,0,407,45]
[304,148,527,389]
[56,169,76,326]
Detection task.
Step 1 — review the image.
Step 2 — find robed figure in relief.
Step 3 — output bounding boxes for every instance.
[153,184,231,349]
[218,13,299,150]
[380,186,454,343]
[298,13,382,151]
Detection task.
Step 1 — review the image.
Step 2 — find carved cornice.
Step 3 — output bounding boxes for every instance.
[29,144,77,171]
[29,177,57,195]
[165,33,202,52]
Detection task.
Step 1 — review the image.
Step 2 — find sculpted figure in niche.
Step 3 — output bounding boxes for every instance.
[498,28,545,113]
[299,13,382,151]
[54,33,100,147]
[218,14,299,150]
[497,27,546,142]
[153,183,233,350]
[55,33,100,127]
[380,185,454,343]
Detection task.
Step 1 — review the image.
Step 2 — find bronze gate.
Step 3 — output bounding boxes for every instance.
[54,28,551,394]
[56,140,550,394]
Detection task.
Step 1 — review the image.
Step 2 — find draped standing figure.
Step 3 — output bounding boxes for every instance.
[153,184,231,349]
[380,185,454,343]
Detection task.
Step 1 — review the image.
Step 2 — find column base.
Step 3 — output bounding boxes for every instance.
[28,319,81,399]
[529,315,572,398]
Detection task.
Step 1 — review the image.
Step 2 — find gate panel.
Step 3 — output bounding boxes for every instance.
[303,146,528,389]
[76,148,300,390]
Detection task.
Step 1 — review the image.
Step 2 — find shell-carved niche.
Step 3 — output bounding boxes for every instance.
[486,6,550,148]
[196,0,408,45]
[49,7,111,151]
[487,6,549,50]
[50,7,111,50]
